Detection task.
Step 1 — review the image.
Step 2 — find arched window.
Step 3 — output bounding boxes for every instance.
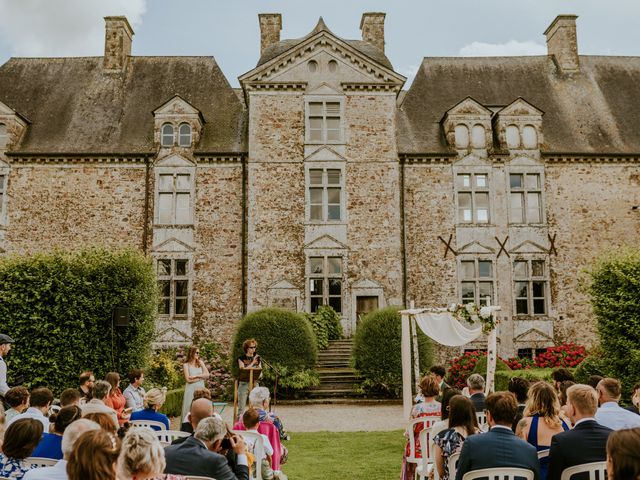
[178,123,192,147]
[522,125,538,149]
[506,125,520,149]
[0,124,7,148]
[308,60,318,73]
[471,124,486,148]
[161,123,174,147]
[454,124,469,148]
[328,60,338,73]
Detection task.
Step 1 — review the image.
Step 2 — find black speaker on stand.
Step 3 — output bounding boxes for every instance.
[111,307,129,371]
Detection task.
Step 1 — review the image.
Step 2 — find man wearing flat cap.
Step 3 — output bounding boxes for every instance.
[0,334,15,398]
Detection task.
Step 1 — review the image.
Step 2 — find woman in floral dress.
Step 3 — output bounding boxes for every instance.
[401,374,442,480]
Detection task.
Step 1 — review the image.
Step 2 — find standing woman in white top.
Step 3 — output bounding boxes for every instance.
[181,346,210,422]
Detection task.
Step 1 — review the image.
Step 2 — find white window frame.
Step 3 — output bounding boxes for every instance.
[304,96,345,145]
[307,255,344,314]
[154,167,196,226]
[178,123,192,147]
[161,123,175,147]
[508,168,545,225]
[513,257,549,317]
[455,172,491,225]
[305,164,345,223]
[156,256,193,320]
[458,258,495,306]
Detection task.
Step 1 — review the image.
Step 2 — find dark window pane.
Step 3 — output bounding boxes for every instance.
[516,299,528,314]
[310,279,323,295]
[159,280,170,297]
[329,296,342,313]
[310,188,323,203]
[515,282,528,298]
[175,260,188,276]
[478,282,493,303]
[533,299,546,314]
[510,174,523,189]
[329,279,341,295]
[327,205,341,220]
[310,258,323,274]
[310,205,323,220]
[327,170,341,185]
[514,261,527,278]
[478,261,492,278]
[175,299,188,315]
[327,257,341,274]
[310,297,322,313]
[532,281,545,297]
[327,188,340,204]
[309,169,323,185]
[461,282,475,302]
[175,280,189,297]
[461,261,475,279]
[532,260,544,277]
[158,299,170,315]
[158,260,171,276]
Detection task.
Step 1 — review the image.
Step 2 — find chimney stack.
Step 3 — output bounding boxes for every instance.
[259,14,282,54]
[360,12,386,53]
[544,15,579,74]
[103,16,134,72]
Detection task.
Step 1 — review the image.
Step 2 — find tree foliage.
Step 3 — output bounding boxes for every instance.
[0,249,157,394]
[353,307,433,397]
[588,249,640,397]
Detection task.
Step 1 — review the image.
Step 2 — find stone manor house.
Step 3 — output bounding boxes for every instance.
[0,13,639,357]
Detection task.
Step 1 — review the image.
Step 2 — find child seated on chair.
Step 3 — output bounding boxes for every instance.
[243,408,276,480]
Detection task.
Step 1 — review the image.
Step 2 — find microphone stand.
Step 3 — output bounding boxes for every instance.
[258,356,279,412]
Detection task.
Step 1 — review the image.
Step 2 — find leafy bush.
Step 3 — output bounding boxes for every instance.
[494,368,557,392]
[231,308,319,393]
[353,307,433,397]
[0,249,157,394]
[574,350,614,384]
[160,387,184,417]
[588,250,640,398]
[505,357,535,370]
[199,342,233,400]
[472,354,511,376]
[146,349,184,391]
[447,351,486,389]
[533,344,587,368]
[306,312,329,350]
[306,305,343,350]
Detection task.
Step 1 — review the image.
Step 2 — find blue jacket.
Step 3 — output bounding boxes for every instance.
[164,436,249,480]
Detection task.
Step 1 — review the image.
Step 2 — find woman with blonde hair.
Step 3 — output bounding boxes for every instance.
[117,428,185,480]
[181,346,210,422]
[129,388,170,430]
[519,381,569,480]
[67,429,120,480]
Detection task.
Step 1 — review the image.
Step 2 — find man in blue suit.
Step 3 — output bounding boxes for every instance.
[455,391,540,480]
[547,384,612,480]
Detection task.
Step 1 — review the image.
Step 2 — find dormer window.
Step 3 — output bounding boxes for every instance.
[454,125,470,148]
[161,123,175,147]
[471,125,486,148]
[178,123,192,147]
[506,125,520,149]
[0,124,7,148]
[522,125,538,149]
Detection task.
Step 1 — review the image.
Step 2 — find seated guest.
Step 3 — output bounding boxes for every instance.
[455,391,540,480]
[4,387,29,423]
[23,419,100,480]
[606,427,640,480]
[77,371,95,403]
[551,368,574,393]
[31,405,82,460]
[59,389,81,408]
[117,427,185,480]
[402,375,441,480]
[123,369,145,413]
[466,374,486,412]
[596,378,640,430]
[558,380,575,424]
[587,375,603,390]
[129,388,170,431]
[508,377,530,432]
[519,381,569,480]
[7,387,53,432]
[174,398,213,445]
[84,412,118,434]
[249,387,289,441]
[0,418,44,479]
[547,384,613,480]
[434,395,479,480]
[104,372,129,426]
[180,388,213,433]
[67,429,120,480]
[430,388,462,447]
[243,408,274,480]
[164,416,249,479]
[81,380,119,430]
[625,383,639,415]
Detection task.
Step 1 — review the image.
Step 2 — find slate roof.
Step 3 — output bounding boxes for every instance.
[256,18,393,70]
[397,55,640,155]
[0,56,247,154]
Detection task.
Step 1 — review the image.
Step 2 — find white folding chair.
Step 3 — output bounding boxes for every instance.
[184,477,216,480]
[560,461,607,480]
[130,419,167,431]
[475,412,488,431]
[407,416,440,480]
[462,467,534,480]
[154,429,191,445]
[25,457,58,468]
[233,429,264,480]
[448,452,461,480]
[538,449,550,460]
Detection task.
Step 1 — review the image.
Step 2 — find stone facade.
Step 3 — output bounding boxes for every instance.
[0,12,639,358]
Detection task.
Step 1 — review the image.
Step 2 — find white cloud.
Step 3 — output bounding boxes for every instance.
[398,64,420,88]
[459,40,546,57]
[0,0,146,57]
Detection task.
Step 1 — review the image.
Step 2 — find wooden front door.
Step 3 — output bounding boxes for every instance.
[356,296,379,325]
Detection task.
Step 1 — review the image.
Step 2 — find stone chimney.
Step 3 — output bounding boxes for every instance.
[103,16,134,72]
[259,14,282,54]
[544,15,579,74]
[360,12,386,53]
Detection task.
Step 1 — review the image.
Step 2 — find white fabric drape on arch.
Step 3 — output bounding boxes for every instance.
[412,311,482,346]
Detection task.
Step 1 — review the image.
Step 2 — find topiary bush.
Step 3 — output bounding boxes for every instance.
[0,248,157,394]
[588,249,640,398]
[231,308,319,393]
[353,307,433,397]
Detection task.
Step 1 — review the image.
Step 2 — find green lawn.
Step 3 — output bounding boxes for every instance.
[281,430,405,480]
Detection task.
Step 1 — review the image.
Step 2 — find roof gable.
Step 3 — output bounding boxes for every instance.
[154,94,204,121]
[444,97,493,120]
[497,97,544,118]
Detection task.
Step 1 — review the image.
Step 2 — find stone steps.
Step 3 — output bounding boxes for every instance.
[306,338,365,399]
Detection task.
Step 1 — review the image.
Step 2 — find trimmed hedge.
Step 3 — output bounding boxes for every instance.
[231,308,319,392]
[353,307,433,397]
[0,249,157,394]
[588,249,640,398]
[493,368,557,392]
[472,355,511,377]
[160,387,184,418]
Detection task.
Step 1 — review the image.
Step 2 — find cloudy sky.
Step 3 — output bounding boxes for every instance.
[1,0,639,87]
